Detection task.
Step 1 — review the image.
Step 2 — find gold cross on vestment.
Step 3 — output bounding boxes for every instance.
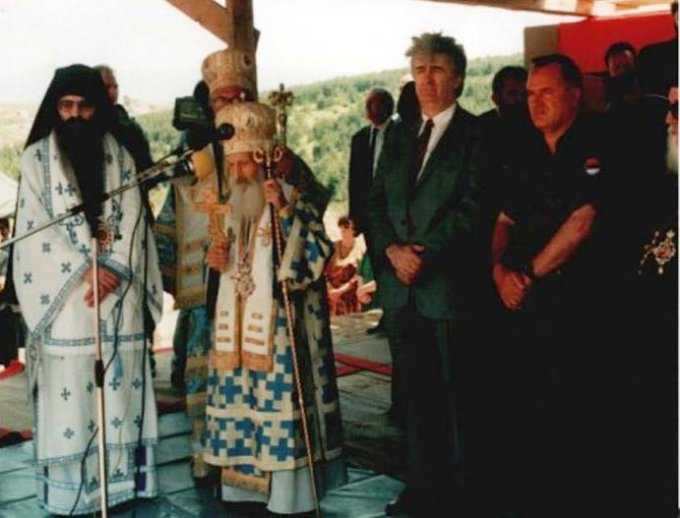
[192,189,232,245]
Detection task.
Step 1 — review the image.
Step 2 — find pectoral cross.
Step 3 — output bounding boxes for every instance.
[269,83,294,147]
[193,189,233,272]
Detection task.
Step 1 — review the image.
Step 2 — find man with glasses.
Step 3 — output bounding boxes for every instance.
[13,64,163,515]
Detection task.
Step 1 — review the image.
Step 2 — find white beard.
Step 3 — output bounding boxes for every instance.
[666,128,678,175]
[227,173,266,222]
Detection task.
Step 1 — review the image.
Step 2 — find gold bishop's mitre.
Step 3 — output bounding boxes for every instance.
[202,48,257,99]
[215,101,276,156]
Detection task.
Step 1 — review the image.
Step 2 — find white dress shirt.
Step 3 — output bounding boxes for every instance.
[416,103,456,182]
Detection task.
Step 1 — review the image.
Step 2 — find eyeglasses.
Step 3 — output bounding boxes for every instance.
[669,101,678,119]
[57,99,94,112]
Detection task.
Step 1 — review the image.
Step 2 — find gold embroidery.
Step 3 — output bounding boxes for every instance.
[257,223,272,247]
[218,324,229,331]
[244,337,265,346]
[252,313,264,320]
[247,325,263,333]
[216,337,232,343]
[639,228,676,275]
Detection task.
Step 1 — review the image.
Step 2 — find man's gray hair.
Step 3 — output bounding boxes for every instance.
[406,32,467,95]
[94,64,114,77]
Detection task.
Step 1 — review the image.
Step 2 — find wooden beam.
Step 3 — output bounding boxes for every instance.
[165,0,229,42]
[420,0,602,17]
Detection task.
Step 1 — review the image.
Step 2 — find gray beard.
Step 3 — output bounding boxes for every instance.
[227,174,266,222]
[667,129,678,175]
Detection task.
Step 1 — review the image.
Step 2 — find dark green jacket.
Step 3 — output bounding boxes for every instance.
[367,106,480,320]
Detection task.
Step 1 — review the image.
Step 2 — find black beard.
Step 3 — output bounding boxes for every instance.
[55,117,105,235]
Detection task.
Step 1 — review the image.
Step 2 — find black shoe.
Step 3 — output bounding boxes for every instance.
[366,322,386,336]
[386,405,406,429]
[385,490,419,516]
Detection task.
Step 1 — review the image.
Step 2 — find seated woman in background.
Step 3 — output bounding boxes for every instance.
[326,216,364,316]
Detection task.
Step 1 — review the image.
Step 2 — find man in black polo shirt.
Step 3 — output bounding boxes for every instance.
[489,54,611,518]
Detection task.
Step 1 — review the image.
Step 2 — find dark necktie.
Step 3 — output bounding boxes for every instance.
[368,127,378,179]
[411,119,434,186]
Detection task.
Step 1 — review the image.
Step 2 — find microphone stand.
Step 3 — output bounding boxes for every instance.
[1,148,197,515]
[91,237,109,517]
[0,148,195,251]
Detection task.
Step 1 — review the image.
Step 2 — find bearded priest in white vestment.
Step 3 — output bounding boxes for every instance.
[203,101,346,515]
[12,64,163,515]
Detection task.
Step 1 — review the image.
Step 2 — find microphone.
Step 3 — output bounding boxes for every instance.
[144,146,217,188]
[172,147,215,180]
[185,123,235,151]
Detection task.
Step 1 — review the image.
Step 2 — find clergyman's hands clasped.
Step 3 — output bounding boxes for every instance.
[83,266,120,307]
[386,244,425,286]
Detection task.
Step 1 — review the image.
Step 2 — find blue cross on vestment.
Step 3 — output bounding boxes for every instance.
[55,182,64,195]
[236,419,254,437]
[42,242,51,253]
[132,378,142,390]
[134,415,142,428]
[26,220,34,231]
[61,262,71,274]
[40,294,50,305]
[269,437,293,462]
[304,240,320,264]
[63,428,75,439]
[228,438,251,457]
[276,353,293,375]
[109,377,121,391]
[111,417,123,429]
[34,149,42,162]
[88,420,96,433]
[220,377,243,403]
[265,373,292,405]
[23,273,32,284]
[208,434,227,454]
[60,387,71,401]
[65,184,76,196]
[86,381,94,393]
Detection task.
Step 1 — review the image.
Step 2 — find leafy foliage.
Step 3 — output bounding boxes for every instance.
[1,54,523,199]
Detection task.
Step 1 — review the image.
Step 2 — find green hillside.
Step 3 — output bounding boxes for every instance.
[1,54,522,201]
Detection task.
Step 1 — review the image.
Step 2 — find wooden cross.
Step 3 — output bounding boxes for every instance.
[269,83,294,146]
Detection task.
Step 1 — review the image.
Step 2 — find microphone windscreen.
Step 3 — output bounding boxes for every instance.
[190,148,215,180]
[215,123,235,141]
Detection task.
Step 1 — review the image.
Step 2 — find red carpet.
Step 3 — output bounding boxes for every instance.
[0,360,24,381]
[334,353,392,377]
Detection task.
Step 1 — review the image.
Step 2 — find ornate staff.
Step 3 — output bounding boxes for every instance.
[254,145,321,518]
[269,83,294,147]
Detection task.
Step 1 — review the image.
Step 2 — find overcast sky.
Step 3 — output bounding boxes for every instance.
[0,0,574,105]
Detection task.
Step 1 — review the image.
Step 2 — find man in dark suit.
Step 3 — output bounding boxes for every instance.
[349,88,395,237]
[637,1,678,96]
[368,32,479,516]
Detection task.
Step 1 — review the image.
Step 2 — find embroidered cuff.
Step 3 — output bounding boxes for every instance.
[98,256,132,282]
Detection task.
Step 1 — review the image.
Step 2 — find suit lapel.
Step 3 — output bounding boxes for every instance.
[414,108,466,192]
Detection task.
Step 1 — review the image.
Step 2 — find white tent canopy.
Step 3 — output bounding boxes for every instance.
[0,173,18,219]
